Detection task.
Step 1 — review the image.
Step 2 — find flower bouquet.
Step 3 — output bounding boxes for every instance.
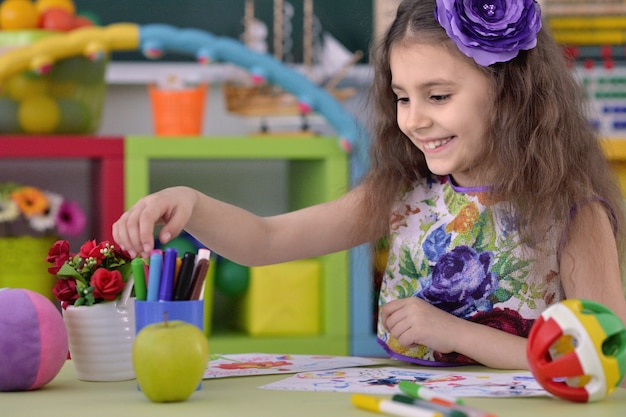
[47,239,133,308]
[47,239,138,382]
[0,182,86,238]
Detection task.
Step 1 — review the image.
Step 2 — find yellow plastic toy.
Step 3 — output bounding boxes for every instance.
[0,23,138,79]
[0,23,139,133]
[527,299,626,402]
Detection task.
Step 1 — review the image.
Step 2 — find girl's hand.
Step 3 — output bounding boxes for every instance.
[381,297,529,369]
[380,297,459,354]
[112,186,198,259]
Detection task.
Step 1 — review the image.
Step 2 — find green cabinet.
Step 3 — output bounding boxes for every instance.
[124,136,350,355]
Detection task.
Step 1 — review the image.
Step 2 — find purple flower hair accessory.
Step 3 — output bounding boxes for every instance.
[435,0,542,66]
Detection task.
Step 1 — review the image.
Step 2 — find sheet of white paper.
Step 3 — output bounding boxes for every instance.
[260,366,548,397]
[204,353,380,379]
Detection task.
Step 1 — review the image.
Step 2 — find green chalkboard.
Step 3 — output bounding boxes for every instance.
[73,0,372,62]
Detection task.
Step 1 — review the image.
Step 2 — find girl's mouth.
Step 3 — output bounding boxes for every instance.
[423,137,453,150]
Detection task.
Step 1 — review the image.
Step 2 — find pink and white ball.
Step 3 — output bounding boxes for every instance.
[0,288,68,391]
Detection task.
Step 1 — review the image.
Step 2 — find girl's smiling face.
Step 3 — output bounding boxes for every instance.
[390,42,494,187]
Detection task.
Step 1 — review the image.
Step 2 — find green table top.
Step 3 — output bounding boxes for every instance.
[3,360,625,417]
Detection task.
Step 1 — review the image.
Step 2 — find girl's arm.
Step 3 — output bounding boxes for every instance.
[113,184,380,264]
[559,201,626,328]
[184,183,379,265]
[560,200,626,387]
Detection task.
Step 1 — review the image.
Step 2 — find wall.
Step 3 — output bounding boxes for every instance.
[72,0,373,64]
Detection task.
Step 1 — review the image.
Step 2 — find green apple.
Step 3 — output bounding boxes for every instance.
[132,319,209,402]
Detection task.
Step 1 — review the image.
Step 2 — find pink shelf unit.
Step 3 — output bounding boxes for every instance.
[0,135,124,242]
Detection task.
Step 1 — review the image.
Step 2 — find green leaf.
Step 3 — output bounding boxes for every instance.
[85,295,95,306]
[75,280,88,294]
[76,288,96,306]
[443,186,469,216]
[491,287,512,303]
[417,257,430,278]
[398,245,418,278]
[472,210,496,252]
[396,285,409,298]
[118,262,133,281]
[56,263,87,284]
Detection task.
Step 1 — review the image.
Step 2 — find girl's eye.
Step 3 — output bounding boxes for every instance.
[430,94,451,102]
[394,97,409,104]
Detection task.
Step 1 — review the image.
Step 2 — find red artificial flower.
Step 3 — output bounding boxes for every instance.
[112,244,132,260]
[52,278,79,306]
[91,268,125,301]
[79,239,109,263]
[48,239,132,307]
[46,239,71,274]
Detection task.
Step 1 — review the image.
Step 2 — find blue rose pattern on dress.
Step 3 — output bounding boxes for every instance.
[417,245,498,318]
[422,224,450,263]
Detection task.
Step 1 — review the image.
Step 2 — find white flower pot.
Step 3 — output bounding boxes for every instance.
[62,297,136,381]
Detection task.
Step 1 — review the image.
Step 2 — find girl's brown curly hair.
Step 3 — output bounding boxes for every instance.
[359,0,625,270]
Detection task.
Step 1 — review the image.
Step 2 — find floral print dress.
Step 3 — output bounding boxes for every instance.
[377,175,565,366]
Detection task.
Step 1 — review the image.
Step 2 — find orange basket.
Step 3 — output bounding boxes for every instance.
[149,83,208,136]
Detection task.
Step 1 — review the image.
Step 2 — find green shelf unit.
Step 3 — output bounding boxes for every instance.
[124,136,350,355]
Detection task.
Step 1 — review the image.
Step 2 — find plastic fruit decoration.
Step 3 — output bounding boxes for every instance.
[35,0,76,15]
[0,0,40,30]
[18,94,60,133]
[40,7,74,31]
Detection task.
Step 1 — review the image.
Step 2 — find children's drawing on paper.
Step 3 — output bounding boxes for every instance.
[260,366,548,398]
[203,353,379,379]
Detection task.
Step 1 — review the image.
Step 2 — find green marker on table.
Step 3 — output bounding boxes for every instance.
[131,257,147,301]
[398,381,464,405]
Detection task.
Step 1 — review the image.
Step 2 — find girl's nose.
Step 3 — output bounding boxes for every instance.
[405,105,432,132]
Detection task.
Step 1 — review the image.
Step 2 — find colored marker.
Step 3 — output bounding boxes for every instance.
[146,249,163,302]
[173,252,196,301]
[189,248,211,301]
[158,247,178,301]
[392,395,467,417]
[174,257,182,286]
[352,394,443,417]
[130,258,148,301]
[399,381,464,405]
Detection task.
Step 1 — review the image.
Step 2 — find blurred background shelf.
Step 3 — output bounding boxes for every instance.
[0,135,123,243]
[124,135,350,355]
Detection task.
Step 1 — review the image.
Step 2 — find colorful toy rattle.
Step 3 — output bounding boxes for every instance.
[527,299,626,402]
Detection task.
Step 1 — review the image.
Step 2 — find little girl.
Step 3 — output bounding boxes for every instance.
[113,0,626,369]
